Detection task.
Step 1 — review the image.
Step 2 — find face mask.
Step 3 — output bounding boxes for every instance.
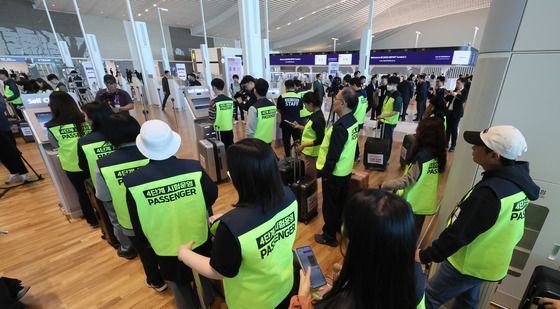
[387,85,396,91]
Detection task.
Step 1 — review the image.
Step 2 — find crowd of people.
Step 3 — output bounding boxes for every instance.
[0,66,547,309]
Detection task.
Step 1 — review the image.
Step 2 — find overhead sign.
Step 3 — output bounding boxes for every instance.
[0,56,26,62]
[22,92,80,109]
[329,62,339,75]
[270,49,478,66]
[32,57,57,64]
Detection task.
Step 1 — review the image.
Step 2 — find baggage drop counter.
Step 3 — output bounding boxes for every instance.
[21,93,83,219]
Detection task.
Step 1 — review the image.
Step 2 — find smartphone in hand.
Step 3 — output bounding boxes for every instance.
[295,246,327,289]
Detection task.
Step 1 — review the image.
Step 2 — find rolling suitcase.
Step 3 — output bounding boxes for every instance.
[348,170,369,196]
[195,122,216,141]
[400,134,416,167]
[363,123,390,171]
[198,136,228,183]
[84,179,119,248]
[287,151,317,224]
[519,266,560,309]
[278,157,305,186]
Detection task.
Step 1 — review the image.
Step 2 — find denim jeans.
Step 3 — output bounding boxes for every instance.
[102,201,133,251]
[426,260,485,309]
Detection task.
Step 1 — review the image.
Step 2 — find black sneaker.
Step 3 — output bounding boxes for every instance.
[16,286,30,301]
[314,233,338,247]
[117,248,138,260]
[448,147,455,153]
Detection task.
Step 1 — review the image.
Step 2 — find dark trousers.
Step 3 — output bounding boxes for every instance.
[355,124,363,159]
[0,131,27,175]
[161,92,170,110]
[446,113,462,148]
[64,170,98,226]
[218,130,234,149]
[378,122,396,163]
[414,214,426,240]
[401,97,411,120]
[0,277,23,308]
[281,124,302,157]
[416,98,427,120]
[321,174,351,239]
[129,236,165,286]
[233,101,244,121]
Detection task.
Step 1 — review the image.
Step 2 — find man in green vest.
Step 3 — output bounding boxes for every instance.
[47,74,68,92]
[315,87,359,247]
[417,125,540,309]
[209,78,234,148]
[376,75,403,163]
[0,69,23,119]
[246,78,276,144]
[277,79,302,157]
[123,119,218,308]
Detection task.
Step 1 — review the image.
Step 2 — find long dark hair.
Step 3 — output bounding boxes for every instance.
[406,117,447,173]
[429,96,447,122]
[82,102,113,131]
[100,113,140,147]
[322,190,418,309]
[46,91,87,136]
[227,138,285,213]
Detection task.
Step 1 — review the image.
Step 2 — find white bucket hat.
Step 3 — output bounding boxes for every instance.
[136,120,181,160]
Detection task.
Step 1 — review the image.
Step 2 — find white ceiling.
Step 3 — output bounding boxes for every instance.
[34,0,491,52]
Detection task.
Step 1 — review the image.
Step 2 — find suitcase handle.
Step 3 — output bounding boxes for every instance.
[290,142,302,183]
[376,121,386,139]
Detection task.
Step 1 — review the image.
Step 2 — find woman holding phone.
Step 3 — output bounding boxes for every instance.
[292,91,325,179]
[292,189,426,309]
[178,139,299,309]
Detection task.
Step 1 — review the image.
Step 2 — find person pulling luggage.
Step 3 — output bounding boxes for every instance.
[314,88,359,247]
[209,78,234,149]
[376,76,403,164]
[123,120,218,308]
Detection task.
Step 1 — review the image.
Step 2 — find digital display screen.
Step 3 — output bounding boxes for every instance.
[295,246,327,289]
[35,111,52,137]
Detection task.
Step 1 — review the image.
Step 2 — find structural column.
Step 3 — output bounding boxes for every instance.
[428,0,560,308]
[358,0,375,78]
[238,0,264,78]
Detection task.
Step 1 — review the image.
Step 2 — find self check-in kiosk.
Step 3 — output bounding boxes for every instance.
[21,93,83,219]
[184,86,212,119]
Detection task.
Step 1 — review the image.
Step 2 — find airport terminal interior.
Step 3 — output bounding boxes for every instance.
[0,0,559,308]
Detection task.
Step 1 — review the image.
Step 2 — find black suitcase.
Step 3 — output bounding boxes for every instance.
[519,266,560,309]
[400,134,416,167]
[285,151,317,224]
[84,179,119,248]
[363,123,391,171]
[278,157,305,186]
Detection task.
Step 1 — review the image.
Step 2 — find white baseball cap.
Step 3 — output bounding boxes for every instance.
[136,120,181,160]
[463,125,527,160]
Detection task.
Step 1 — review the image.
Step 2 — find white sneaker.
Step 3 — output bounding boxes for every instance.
[146,282,168,292]
[20,174,32,182]
[242,120,246,124]
[233,120,239,124]
[5,174,22,185]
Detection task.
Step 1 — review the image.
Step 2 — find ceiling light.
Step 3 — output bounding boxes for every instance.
[287,22,291,26]
[153,4,157,7]
[298,17,304,20]
[145,8,149,12]
[326,5,331,9]
[159,7,169,11]
[311,11,316,14]
[276,27,281,30]
[138,13,142,16]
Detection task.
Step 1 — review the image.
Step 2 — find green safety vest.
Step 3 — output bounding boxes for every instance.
[100,158,149,229]
[214,99,234,132]
[49,123,92,172]
[299,90,313,118]
[396,158,440,215]
[127,171,209,256]
[81,140,115,188]
[353,95,368,125]
[381,95,400,125]
[301,118,320,157]
[430,113,447,130]
[447,179,528,281]
[417,294,426,309]
[254,105,276,144]
[222,201,298,309]
[4,84,22,105]
[316,120,359,176]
